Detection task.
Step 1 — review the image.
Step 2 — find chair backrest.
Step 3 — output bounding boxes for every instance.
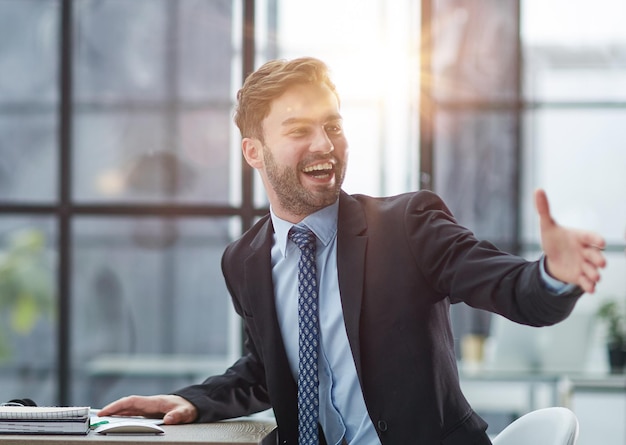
[492,407,579,445]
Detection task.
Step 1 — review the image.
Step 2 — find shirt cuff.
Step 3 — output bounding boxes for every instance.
[539,255,576,295]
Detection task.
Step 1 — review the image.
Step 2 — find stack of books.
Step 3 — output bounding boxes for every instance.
[0,406,90,435]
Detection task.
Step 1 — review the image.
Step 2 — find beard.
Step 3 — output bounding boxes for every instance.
[262,144,345,217]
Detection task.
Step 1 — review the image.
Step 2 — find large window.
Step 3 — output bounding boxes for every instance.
[0,0,244,407]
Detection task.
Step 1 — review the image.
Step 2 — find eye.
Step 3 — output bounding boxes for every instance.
[288,127,311,137]
[325,123,343,135]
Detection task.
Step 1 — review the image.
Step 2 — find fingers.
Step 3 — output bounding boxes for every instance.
[582,243,607,268]
[577,274,597,294]
[579,234,607,293]
[575,247,606,293]
[99,395,172,418]
[580,230,607,252]
[581,260,601,286]
[98,395,144,417]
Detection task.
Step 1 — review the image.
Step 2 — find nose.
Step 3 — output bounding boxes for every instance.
[310,127,334,153]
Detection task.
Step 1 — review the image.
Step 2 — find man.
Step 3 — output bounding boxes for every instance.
[99,57,606,444]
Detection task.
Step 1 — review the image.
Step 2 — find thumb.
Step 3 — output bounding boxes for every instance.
[163,409,184,425]
[163,405,196,425]
[534,188,555,228]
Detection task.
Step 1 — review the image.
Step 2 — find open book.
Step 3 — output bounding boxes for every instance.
[0,406,90,435]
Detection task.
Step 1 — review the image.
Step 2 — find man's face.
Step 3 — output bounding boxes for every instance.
[257,83,348,221]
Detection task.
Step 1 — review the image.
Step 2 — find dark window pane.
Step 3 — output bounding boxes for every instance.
[177,0,233,102]
[0,114,58,202]
[73,111,168,201]
[0,217,58,406]
[73,108,232,203]
[432,0,518,102]
[0,0,59,104]
[177,108,232,203]
[74,0,168,101]
[0,0,59,203]
[70,216,239,406]
[434,110,517,250]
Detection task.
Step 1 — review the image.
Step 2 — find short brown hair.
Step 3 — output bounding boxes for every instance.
[233,57,339,141]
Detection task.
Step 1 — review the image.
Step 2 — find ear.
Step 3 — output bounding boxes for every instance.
[242,137,264,170]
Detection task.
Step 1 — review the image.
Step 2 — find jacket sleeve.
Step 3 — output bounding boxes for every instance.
[172,335,271,423]
[405,190,583,327]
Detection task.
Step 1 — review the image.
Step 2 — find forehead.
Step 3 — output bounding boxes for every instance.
[264,83,340,126]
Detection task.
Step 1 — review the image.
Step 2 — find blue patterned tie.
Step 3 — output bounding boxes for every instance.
[289,226,320,445]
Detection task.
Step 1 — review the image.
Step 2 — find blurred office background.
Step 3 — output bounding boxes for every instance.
[0,0,625,443]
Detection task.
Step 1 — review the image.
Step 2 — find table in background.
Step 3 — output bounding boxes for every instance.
[459,369,626,443]
[568,374,626,445]
[0,418,277,445]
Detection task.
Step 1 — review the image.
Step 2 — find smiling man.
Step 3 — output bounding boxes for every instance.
[240,75,347,221]
[100,57,606,445]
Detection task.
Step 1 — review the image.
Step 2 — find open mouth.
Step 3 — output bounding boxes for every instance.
[302,162,334,179]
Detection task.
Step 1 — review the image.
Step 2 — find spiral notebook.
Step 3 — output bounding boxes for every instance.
[0,406,90,435]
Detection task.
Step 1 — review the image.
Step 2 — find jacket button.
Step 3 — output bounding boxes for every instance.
[377,420,388,431]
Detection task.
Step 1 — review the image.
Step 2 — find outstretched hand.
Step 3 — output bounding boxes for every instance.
[98,394,198,425]
[535,189,606,293]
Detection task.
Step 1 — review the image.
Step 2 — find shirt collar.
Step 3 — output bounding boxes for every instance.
[270,200,339,258]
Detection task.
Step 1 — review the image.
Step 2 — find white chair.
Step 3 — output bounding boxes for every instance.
[492,407,579,445]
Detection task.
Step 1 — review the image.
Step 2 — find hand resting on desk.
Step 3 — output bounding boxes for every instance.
[99,394,198,425]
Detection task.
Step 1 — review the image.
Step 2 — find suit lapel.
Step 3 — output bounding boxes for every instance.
[336,192,368,376]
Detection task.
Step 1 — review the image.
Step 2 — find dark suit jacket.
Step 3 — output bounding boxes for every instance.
[176,190,582,445]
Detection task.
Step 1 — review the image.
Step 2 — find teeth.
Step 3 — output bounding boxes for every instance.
[303,162,333,173]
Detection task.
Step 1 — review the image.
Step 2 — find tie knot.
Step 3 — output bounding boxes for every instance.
[288,226,316,250]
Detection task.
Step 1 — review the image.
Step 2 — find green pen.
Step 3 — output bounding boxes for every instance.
[90,420,109,429]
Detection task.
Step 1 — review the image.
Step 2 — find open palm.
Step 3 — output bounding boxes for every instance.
[535,189,606,293]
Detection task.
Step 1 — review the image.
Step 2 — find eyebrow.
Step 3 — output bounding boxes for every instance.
[281,114,343,126]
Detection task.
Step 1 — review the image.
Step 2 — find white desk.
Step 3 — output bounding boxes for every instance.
[0,418,277,445]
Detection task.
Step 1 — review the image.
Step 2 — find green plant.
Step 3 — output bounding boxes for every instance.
[0,229,55,360]
[596,299,626,347]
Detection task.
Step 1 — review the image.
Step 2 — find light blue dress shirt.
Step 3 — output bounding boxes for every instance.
[269,200,571,445]
[270,201,381,445]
